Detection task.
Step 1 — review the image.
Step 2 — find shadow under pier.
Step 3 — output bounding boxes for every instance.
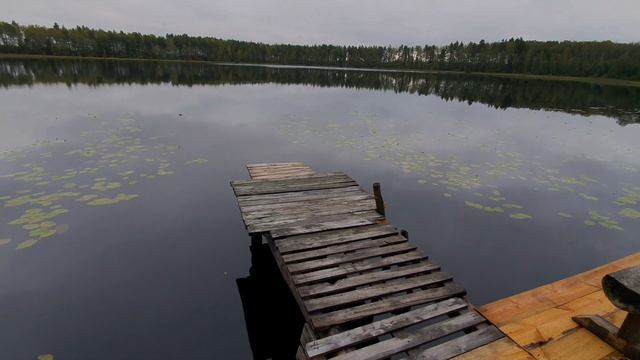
[236,243,305,359]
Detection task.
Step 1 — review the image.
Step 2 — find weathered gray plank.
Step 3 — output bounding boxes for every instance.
[234,172,345,186]
[234,180,357,196]
[288,242,417,274]
[311,283,467,330]
[304,272,453,312]
[270,212,384,238]
[247,161,306,168]
[237,186,363,206]
[241,199,376,222]
[249,166,313,173]
[283,235,406,264]
[329,311,486,360]
[298,262,440,298]
[414,325,503,360]
[293,250,426,285]
[240,194,374,213]
[250,211,383,235]
[251,172,317,180]
[276,224,397,254]
[249,168,313,175]
[232,173,351,188]
[304,298,469,359]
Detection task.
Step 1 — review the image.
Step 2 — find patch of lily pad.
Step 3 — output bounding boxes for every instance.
[87,194,139,206]
[0,115,189,250]
[619,208,640,219]
[185,158,208,165]
[279,113,640,233]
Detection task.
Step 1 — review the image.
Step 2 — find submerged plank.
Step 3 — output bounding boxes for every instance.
[305,298,469,359]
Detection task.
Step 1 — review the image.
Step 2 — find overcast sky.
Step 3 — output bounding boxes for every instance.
[4,0,639,46]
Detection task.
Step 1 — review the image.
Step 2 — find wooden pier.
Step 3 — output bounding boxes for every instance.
[230,162,527,359]
[480,252,640,360]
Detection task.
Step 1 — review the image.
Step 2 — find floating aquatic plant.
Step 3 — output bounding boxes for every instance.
[185,158,208,165]
[578,193,599,201]
[619,208,640,219]
[87,194,139,206]
[510,213,532,220]
[16,239,38,250]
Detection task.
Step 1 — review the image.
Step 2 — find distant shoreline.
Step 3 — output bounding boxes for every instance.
[2,53,640,88]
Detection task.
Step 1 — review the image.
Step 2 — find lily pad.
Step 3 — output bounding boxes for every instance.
[87,194,139,206]
[510,213,532,219]
[16,239,38,250]
[0,238,11,246]
[578,193,599,201]
[619,208,640,219]
[465,201,483,210]
[185,158,208,165]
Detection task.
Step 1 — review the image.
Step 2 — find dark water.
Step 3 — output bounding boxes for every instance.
[0,59,639,359]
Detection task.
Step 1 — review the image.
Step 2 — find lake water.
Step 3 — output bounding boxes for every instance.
[1,59,639,359]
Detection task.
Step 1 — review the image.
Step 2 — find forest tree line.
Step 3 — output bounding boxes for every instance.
[1,58,638,125]
[1,21,639,81]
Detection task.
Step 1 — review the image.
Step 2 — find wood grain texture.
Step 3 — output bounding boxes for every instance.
[305,298,468,358]
[479,252,640,360]
[311,283,467,329]
[231,162,520,359]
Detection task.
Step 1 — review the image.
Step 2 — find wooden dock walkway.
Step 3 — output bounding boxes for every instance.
[230,162,527,359]
[479,251,640,360]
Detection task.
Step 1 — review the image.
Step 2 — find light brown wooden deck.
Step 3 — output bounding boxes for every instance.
[231,162,520,359]
[479,252,640,360]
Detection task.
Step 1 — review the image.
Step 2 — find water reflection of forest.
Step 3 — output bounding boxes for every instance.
[1,58,639,125]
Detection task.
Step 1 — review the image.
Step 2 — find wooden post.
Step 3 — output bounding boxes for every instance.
[573,265,640,359]
[373,182,385,217]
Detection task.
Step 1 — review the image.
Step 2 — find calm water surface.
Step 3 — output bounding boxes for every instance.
[1,59,640,359]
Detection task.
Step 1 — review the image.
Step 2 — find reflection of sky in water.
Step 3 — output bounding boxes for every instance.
[0,81,639,359]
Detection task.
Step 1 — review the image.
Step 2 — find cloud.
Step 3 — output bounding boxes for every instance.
[4,0,639,45]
